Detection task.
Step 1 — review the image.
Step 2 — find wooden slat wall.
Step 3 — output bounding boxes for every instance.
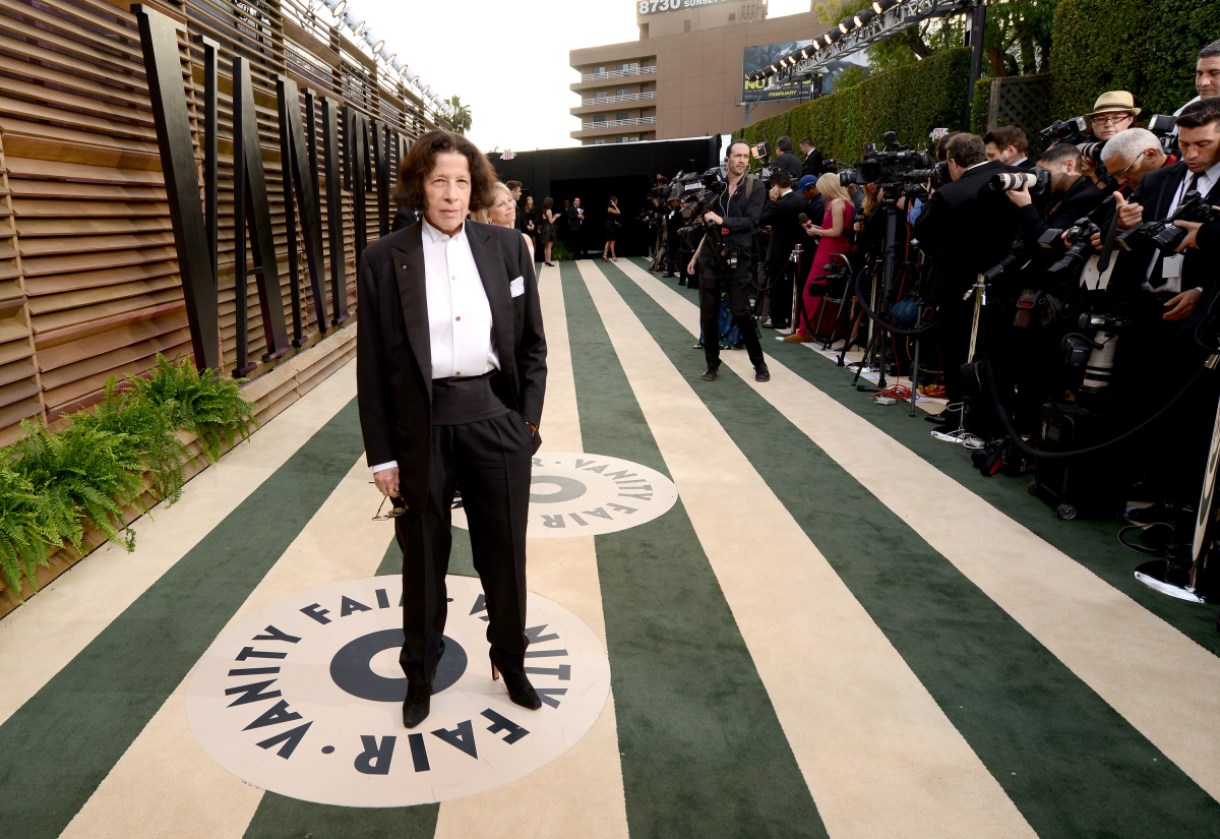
[0,0,429,440]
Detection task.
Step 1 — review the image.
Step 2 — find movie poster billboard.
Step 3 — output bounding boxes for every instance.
[742,40,816,104]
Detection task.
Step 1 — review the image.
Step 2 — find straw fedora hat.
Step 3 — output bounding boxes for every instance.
[1088,90,1141,117]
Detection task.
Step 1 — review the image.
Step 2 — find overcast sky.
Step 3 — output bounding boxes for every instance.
[353,0,817,152]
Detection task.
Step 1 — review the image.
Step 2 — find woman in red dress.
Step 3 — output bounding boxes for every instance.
[784,173,854,343]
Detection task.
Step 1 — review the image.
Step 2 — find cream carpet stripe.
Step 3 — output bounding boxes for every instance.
[622,263,1220,800]
[581,262,1036,839]
[60,445,389,839]
[434,261,630,839]
[0,360,358,727]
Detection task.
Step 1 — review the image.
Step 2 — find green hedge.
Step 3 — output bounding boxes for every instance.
[1052,0,1220,119]
[741,48,973,163]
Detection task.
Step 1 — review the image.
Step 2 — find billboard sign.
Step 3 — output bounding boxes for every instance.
[742,40,817,104]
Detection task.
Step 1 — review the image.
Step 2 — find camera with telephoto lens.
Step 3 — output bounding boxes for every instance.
[989,169,1051,195]
[838,131,934,188]
[1116,190,1220,254]
[983,238,1031,283]
[1040,116,1089,146]
[1062,312,1130,394]
[905,160,951,190]
[1043,216,1101,276]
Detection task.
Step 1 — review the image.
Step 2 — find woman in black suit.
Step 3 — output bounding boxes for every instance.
[356,129,547,729]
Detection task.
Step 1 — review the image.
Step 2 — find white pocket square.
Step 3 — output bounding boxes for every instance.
[510,276,525,297]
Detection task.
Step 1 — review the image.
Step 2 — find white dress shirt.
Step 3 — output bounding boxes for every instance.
[372,220,499,475]
[1143,160,1220,292]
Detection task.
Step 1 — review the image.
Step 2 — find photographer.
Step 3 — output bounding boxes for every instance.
[759,169,805,329]
[1007,143,1106,253]
[914,133,1021,426]
[1097,97,1220,515]
[1099,128,1169,192]
[689,139,770,382]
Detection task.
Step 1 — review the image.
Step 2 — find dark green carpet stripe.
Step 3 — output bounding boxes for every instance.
[562,261,826,839]
[0,400,366,839]
[603,260,1220,838]
[627,257,1219,654]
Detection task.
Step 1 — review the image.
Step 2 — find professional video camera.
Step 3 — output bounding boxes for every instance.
[670,167,726,233]
[1146,113,1179,155]
[1043,216,1102,276]
[1116,189,1220,254]
[1040,116,1089,146]
[837,131,934,189]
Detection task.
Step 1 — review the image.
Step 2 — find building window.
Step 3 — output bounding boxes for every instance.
[594,139,606,145]
[616,111,629,121]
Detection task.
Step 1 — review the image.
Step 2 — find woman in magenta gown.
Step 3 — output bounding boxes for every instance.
[785,172,854,343]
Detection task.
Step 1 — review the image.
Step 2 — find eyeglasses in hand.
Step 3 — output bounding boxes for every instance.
[372,493,408,521]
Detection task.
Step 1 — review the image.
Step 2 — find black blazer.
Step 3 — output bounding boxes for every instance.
[356,221,546,511]
[915,159,1021,304]
[759,188,807,263]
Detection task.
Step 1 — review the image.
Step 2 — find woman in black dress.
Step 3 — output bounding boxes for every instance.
[602,195,621,261]
[540,196,559,266]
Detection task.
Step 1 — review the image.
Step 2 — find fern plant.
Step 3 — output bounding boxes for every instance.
[10,418,146,554]
[0,465,62,598]
[71,378,187,504]
[127,354,260,462]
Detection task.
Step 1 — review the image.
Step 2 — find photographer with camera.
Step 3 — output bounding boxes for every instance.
[1096,97,1220,514]
[688,139,770,382]
[915,133,1021,426]
[758,169,805,330]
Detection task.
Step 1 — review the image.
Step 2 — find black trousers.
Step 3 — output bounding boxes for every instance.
[700,265,765,369]
[394,377,534,686]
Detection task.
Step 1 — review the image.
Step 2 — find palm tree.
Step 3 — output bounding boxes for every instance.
[440,95,472,135]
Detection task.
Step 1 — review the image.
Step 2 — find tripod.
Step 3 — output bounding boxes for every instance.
[847,194,906,391]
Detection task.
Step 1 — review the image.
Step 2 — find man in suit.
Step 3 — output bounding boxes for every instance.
[357,129,547,729]
[799,136,824,177]
[772,136,803,182]
[984,125,1034,170]
[914,133,1020,426]
[1104,98,1220,506]
[759,170,806,329]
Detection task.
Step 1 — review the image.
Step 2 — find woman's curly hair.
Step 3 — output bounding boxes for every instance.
[392,129,498,216]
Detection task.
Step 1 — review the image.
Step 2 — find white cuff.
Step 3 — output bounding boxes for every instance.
[371,461,398,473]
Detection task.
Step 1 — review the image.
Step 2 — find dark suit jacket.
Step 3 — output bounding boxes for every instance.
[1110,161,1220,297]
[356,221,546,511]
[774,151,802,182]
[803,149,824,177]
[759,188,806,263]
[915,159,1021,304]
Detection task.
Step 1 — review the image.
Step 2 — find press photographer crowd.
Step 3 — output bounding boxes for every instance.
[636,40,1220,534]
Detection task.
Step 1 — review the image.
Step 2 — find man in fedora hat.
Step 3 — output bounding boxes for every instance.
[1088,90,1141,141]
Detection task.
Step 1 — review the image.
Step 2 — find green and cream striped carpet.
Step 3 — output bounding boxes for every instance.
[1,258,1218,839]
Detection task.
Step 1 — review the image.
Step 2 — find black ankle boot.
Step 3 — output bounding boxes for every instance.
[489,651,541,710]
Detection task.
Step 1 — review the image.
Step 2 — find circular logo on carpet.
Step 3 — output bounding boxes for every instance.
[185,575,611,807]
[452,451,678,537]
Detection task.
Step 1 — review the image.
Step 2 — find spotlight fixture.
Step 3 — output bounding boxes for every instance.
[853,8,875,26]
[825,28,843,45]
[871,0,898,12]
[838,17,853,34]
[328,0,346,15]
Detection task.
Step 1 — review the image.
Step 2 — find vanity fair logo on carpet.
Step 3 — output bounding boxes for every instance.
[186,576,611,807]
[453,451,679,537]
